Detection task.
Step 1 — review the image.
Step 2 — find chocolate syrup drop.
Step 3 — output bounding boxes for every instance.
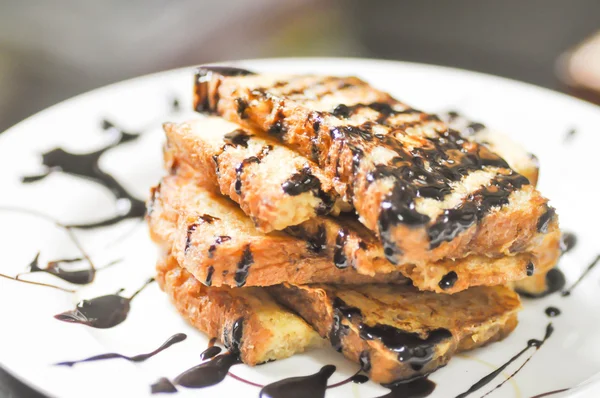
[207,235,231,259]
[54,277,154,328]
[351,374,369,384]
[455,323,553,398]
[56,333,186,366]
[378,377,436,398]
[224,129,251,148]
[561,254,600,297]
[439,271,458,290]
[200,346,222,361]
[560,232,577,253]
[150,378,178,394]
[21,120,146,229]
[259,365,336,398]
[23,253,118,285]
[545,307,561,317]
[281,167,321,196]
[518,268,566,299]
[173,352,241,389]
[333,229,349,268]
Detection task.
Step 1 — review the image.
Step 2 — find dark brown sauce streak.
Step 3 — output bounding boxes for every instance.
[17,253,120,285]
[377,377,436,398]
[259,365,336,398]
[0,206,97,291]
[151,318,245,393]
[518,268,566,299]
[455,323,554,398]
[207,235,232,259]
[530,388,570,398]
[200,338,222,360]
[21,119,151,229]
[54,277,155,328]
[545,307,561,317]
[56,333,186,366]
[333,228,349,268]
[560,231,577,253]
[224,129,251,148]
[561,254,600,297]
[234,145,272,195]
[234,245,254,287]
[281,167,321,196]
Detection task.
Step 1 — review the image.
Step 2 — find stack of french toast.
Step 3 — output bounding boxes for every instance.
[146,66,561,383]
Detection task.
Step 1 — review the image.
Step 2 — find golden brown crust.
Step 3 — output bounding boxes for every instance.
[195,70,558,267]
[156,255,323,365]
[147,173,409,287]
[269,283,520,383]
[163,117,346,232]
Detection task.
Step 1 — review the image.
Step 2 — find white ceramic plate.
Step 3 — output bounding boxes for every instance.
[1,58,600,398]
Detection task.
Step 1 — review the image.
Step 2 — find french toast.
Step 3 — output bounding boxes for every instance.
[156,254,324,365]
[439,110,539,186]
[269,283,521,383]
[194,67,559,268]
[163,117,347,232]
[147,172,409,287]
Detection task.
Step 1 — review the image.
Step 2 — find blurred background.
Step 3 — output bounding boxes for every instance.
[1,0,600,133]
[0,0,599,396]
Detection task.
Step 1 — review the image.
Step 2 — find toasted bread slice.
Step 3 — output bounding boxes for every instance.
[156,255,324,365]
[147,172,409,287]
[163,117,347,232]
[439,110,539,186]
[194,67,558,267]
[269,283,520,383]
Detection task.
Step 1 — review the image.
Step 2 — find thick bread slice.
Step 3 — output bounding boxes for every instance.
[147,172,409,287]
[163,117,346,232]
[194,67,559,267]
[439,111,539,186]
[269,283,520,383]
[156,255,324,365]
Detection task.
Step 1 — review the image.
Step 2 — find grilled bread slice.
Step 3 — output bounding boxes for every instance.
[163,117,347,232]
[269,283,520,383]
[156,254,324,365]
[194,67,559,267]
[147,172,409,287]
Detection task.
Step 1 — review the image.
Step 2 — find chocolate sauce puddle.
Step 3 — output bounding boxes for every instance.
[378,377,436,398]
[200,338,222,360]
[259,365,336,398]
[455,323,554,398]
[56,333,186,366]
[54,277,155,328]
[517,268,566,298]
[561,254,600,297]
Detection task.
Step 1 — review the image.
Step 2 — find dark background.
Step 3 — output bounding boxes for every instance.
[0,0,598,396]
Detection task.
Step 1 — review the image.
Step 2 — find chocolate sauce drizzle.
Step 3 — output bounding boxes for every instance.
[545,307,561,317]
[439,271,458,290]
[281,167,321,196]
[455,323,554,398]
[234,145,272,195]
[233,245,254,287]
[0,206,98,292]
[200,338,222,360]
[207,235,231,259]
[54,277,155,328]
[21,119,150,229]
[333,228,349,268]
[561,254,600,297]
[530,388,570,398]
[224,129,251,148]
[518,268,566,299]
[560,232,577,253]
[378,377,436,398]
[259,365,336,398]
[56,333,186,366]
